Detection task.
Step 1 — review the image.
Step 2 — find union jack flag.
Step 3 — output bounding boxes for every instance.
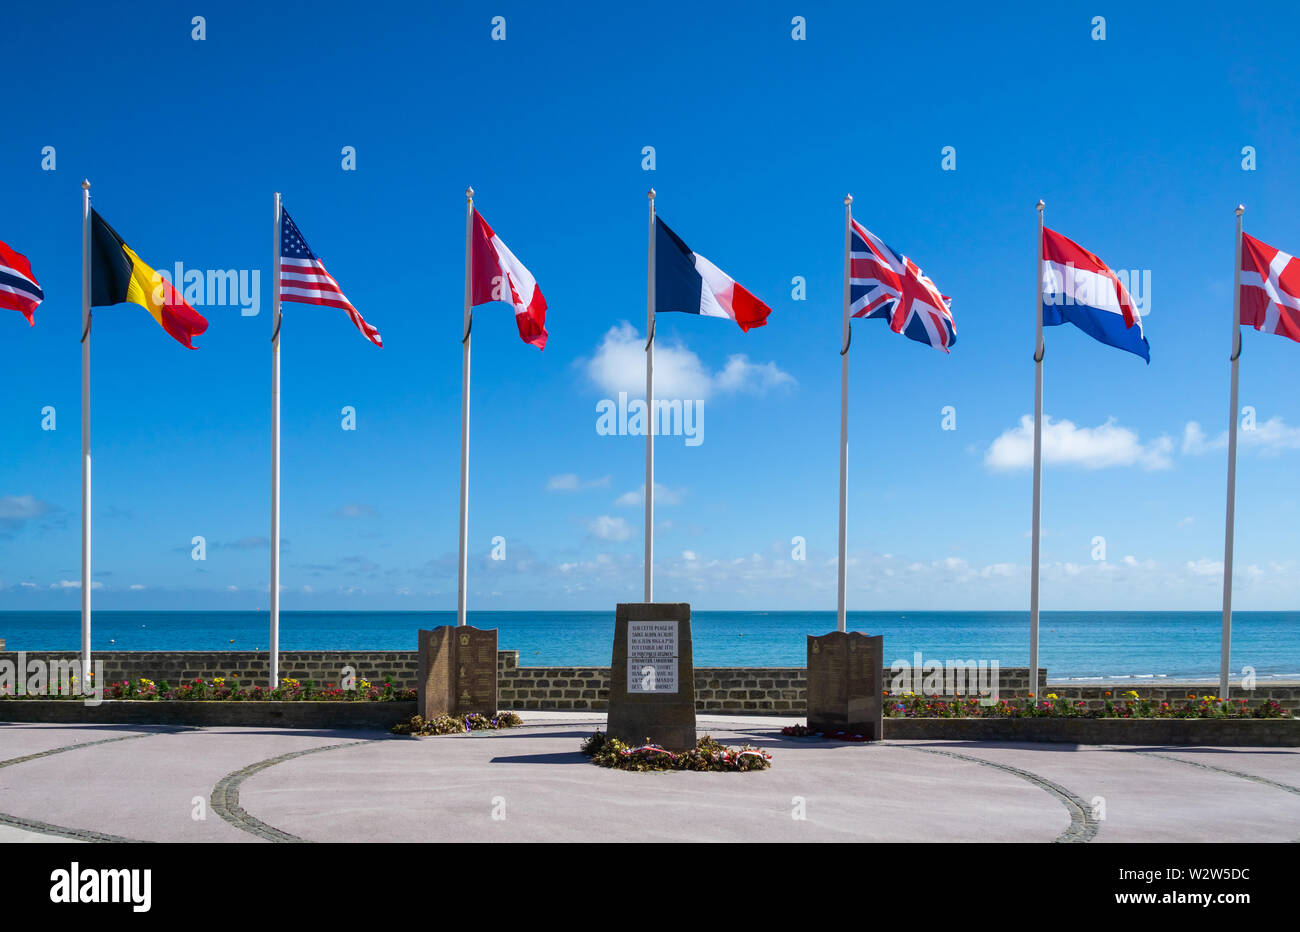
[849,218,954,352]
[279,206,381,346]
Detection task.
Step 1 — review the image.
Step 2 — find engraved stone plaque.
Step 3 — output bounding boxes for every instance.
[807,631,883,740]
[606,603,695,751]
[417,625,498,719]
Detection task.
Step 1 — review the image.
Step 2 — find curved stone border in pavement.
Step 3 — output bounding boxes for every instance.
[894,745,1100,843]
[0,729,181,842]
[210,740,376,842]
[1127,750,1300,797]
[1122,749,1300,842]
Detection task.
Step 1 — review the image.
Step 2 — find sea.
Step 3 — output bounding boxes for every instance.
[2,610,1298,683]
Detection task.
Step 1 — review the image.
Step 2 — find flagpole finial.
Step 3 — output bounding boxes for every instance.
[81,179,90,190]
[465,186,474,201]
[844,194,853,206]
[648,188,656,200]
[1036,199,1045,212]
[1235,204,1245,216]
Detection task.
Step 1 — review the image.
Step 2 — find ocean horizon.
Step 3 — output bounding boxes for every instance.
[1,609,1297,683]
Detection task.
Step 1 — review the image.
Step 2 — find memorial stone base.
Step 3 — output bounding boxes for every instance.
[605,603,696,751]
[417,625,498,720]
[807,631,883,740]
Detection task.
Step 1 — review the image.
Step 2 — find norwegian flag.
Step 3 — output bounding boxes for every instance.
[849,219,954,352]
[279,206,381,347]
[1241,232,1300,345]
[0,239,43,325]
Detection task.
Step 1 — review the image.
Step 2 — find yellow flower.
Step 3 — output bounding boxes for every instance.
[1046,693,1058,700]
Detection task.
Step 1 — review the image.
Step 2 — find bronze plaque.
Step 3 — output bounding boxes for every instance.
[807,631,883,739]
[417,625,498,719]
[606,603,696,751]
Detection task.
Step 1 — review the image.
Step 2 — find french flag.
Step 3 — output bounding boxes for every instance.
[654,217,771,331]
[1041,227,1149,362]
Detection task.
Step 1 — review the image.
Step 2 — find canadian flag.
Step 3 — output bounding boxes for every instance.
[469,210,547,349]
[1240,232,1300,345]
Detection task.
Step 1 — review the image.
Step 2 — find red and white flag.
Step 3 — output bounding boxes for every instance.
[1241,232,1300,345]
[0,239,43,325]
[470,210,547,349]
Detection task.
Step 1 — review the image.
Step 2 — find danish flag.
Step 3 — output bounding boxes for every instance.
[1240,232,1300,345]
[849,219,955,352]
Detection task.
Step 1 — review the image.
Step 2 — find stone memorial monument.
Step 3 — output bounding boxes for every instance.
[806,631,883,739]
[605,602,696,751]
[417,625,498,720]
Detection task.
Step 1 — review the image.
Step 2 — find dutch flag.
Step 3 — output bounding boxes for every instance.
[654,217,771,331]
[1041,227,1149,362]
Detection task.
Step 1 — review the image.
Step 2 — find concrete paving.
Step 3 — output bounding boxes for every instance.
[0,714,1296,843]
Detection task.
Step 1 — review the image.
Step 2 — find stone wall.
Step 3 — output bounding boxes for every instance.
[2,650,1295,714]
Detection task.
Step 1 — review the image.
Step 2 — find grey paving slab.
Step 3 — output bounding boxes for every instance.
[0,719,1295,844]
[923,742,1300,843]
[0,726,367,842]
[242,728,1070,843]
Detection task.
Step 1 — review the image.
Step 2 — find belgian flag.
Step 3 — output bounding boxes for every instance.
[90,210,208,348]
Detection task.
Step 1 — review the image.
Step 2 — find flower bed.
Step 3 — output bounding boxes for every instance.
[391,711,522,735]
[581,731,772,772]
[883,691,1290,719]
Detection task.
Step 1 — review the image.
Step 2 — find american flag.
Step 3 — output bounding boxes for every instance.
[279,207,381,346]
[849,218,954,352]
[1241,232,1300,345]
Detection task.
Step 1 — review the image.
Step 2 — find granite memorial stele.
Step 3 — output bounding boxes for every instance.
[605,602,696,751]
[417,625,498,719]
[806,630,883,740]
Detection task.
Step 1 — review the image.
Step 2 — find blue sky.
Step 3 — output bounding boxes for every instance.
[3,1,1300,612]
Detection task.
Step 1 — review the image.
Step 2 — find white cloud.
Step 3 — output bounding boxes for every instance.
[1183,417,1300,456]
[614,483,683,507]
[334,503,376,518]
[547,474,611,492]
[586,515,633,541]
[713,355,796,394]
[1186,558,1223,577]
[985,415,1173,471]
[50,580,101,590]
[585,322,794,399]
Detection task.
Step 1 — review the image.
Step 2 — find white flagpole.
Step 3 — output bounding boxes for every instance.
[269,192,282,688]
[645,189,656,603]
[1220,204,1245,700]
[457,187,474,627]
[837,194,853,633]
[1029,199,1045,699]
[80,179,92,680]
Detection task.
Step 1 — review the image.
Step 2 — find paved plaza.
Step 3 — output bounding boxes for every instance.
[1,712,1297,843]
